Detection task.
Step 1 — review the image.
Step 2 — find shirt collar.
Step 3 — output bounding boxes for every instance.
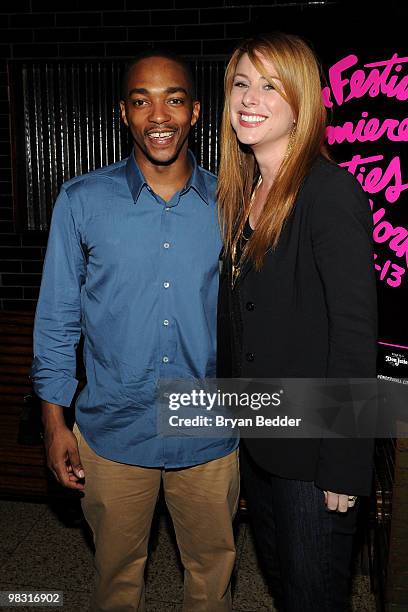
[125,150,209,205]
[125,152,147,203]
[183,151,209,204]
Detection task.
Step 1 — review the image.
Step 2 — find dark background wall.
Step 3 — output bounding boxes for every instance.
[0,0,405,313]
[0,0,323,311]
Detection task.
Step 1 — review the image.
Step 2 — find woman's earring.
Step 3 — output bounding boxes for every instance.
[284,121,297,160]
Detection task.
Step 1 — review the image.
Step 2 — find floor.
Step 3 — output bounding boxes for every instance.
[0,497,376,611]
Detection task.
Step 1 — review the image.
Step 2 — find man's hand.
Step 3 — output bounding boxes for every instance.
[44,425,85,490]
[42,402,85,490]
[323,491,357,513]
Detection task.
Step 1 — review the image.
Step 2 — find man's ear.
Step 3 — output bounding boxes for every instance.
[191,100,200,127]
[120,100,129,127]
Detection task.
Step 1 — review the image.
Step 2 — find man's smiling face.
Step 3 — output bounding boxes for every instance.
[120,56,200,166]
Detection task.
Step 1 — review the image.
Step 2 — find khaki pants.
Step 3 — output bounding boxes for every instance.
[73,424,240,612]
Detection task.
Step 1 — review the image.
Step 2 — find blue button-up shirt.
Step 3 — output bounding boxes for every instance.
[32,152,238,467]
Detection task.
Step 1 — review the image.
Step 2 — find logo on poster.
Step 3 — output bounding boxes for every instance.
[385,352,408,367]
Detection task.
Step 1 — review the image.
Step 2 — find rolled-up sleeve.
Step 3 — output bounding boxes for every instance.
[31,187,86,407]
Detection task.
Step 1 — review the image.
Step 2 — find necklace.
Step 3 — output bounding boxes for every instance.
[231,176,262,289]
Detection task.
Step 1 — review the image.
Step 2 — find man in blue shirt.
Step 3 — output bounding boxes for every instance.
[32,51,239,612]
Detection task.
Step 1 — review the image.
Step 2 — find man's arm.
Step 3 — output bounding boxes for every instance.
[32,186,87,489]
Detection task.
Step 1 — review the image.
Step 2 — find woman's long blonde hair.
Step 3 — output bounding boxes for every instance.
[217,32,330,270]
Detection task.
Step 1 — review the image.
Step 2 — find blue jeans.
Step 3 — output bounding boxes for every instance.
[241,446,358,612]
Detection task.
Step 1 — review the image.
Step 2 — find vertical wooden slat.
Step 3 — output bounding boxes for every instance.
[84,63,90,171]
[45,64,59,208]
[34,64,47,230]
[22,65,35,230]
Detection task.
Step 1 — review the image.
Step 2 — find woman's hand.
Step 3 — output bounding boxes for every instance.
[323,491,357,512]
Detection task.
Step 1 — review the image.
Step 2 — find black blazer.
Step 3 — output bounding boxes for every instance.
[217,156,378,496]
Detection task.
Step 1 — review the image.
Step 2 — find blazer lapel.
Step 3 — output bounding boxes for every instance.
[234,255,253,288]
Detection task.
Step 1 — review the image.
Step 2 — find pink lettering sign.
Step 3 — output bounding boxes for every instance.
[322,53,408,108]
[326,112,408,145]
[324,53,408,287]
[339,155,408,204]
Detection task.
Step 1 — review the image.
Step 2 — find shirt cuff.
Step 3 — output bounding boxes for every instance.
[32,374,79,408]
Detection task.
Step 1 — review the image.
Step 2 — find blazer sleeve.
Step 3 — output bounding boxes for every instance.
[311,167,378,496]
[217,252,233,378]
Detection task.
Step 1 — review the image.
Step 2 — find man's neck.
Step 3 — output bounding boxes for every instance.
[134,148,193,202]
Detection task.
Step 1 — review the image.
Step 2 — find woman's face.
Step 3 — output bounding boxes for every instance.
[229,52,295,154]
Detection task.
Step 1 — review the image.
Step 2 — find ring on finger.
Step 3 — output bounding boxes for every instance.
[348,495,357,507]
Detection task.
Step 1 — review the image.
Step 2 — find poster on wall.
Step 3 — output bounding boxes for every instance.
[323,50,408,380]
[273,2,408,382]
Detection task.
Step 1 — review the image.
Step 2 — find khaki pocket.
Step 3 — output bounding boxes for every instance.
[72,422,82,448]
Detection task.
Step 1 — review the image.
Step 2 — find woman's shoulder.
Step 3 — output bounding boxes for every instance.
[306,155,359,190]
[303,155,370,216]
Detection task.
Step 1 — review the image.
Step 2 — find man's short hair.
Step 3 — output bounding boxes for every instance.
[121,49,196,100]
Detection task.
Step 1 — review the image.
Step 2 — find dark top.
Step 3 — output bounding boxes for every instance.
[217,156,378,496]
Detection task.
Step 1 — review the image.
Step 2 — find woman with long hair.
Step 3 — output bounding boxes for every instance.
[217,32,377,611]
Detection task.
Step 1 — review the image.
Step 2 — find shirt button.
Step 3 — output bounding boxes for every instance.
[246,352,255,362]
[163,242,170,249]
[162,356,169,363]
[163,319,169,326]
[246,302,255,311]
[165,207,171,211]
[163,282,170,289]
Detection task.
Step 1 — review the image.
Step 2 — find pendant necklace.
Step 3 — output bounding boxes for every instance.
[231,176,262,289]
